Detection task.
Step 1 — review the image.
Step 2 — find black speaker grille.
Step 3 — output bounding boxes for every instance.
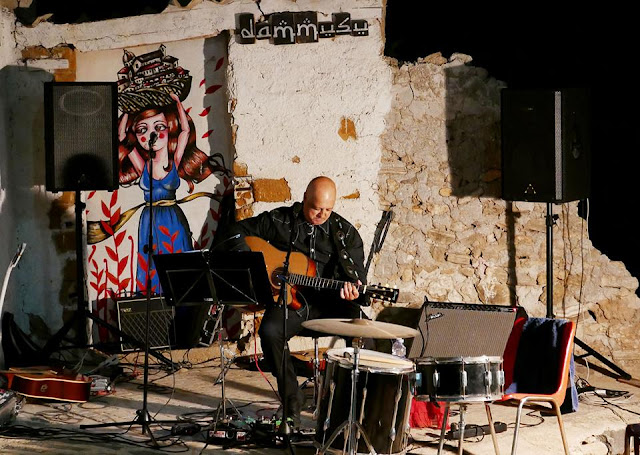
[501,88,591,203]
[45,82,118,191]
[116,297,174,352]
[410,303,517,359]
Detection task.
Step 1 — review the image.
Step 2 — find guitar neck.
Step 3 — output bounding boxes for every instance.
[287,273,364,293]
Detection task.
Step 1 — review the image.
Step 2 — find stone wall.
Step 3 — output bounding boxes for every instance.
[375,53,640,377]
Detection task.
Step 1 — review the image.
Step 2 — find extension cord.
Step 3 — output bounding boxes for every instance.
[446,422,507,440]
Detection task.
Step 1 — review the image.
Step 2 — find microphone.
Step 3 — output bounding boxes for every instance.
[427,312,443,321]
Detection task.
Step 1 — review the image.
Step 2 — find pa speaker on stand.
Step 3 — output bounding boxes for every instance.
[501,88,591,203]
[500,88,632,380]
[44,82,119,192]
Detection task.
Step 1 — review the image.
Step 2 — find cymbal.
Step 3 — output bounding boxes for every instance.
[301,318,418,339]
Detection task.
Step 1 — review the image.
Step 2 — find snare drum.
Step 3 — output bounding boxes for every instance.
[315,348,414,455]
[415,356,504,402]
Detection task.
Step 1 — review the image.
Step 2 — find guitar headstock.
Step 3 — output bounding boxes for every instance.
[365,283,399,303]
[11,243,27,268]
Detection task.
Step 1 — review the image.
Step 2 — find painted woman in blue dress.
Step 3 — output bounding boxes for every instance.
[118,93,217,294]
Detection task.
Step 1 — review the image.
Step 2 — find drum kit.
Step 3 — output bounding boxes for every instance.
[302,317,505,455]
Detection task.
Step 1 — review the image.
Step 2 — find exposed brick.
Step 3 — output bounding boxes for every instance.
[253,178,291,203]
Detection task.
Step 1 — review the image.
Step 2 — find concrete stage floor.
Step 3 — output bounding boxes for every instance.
[1,344,638,455]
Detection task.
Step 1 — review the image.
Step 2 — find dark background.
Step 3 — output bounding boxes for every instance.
[385,5,640,296]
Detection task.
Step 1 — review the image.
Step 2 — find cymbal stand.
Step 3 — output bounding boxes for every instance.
[317,338,376,455]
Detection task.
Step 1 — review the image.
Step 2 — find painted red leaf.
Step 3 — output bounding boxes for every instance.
[205,84,222,95]
[97,270,104,281]
[110,190,118,208]
[185,107,192,114]
[99,283,107,293]
[215,57,224,71]
[200,78,206,87]
[120,278,131,289]
[110,208,121,226]
[138,253,148,272]
[199,106,211,117]
[118,257,127,275]
[105,246,118,262]
[211,210,221,221]
[107,289,116,300]
[162,241,173,253]
[92,259,98,270]
[88,191,96,199]
[101,201,110,218]
[91,271,99,280]
[107,271,118,286]
[200,238,209,249]
[114,231,126,247]
[101,220,114,235]
[171,231,178,242]
[202,129,214,138]
[89,246,97,263]
[158,225,170,236]
[90,282,99,291]
[200,235,209,245]
[193,241,200,250]
[201,222,209,234]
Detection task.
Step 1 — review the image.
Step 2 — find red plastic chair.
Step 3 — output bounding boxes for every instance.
[492,318,576,455]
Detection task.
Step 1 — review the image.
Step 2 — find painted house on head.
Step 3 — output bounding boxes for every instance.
[116,45,188,94]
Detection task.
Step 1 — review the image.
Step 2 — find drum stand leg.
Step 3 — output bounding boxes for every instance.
[437,403,450,455]
[437,403,467,455]
[485,402,501,455]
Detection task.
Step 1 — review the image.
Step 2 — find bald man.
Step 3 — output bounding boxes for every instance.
[216,176,367,427]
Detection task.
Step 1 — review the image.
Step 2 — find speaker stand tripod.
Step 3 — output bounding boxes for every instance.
[544,202,631,380]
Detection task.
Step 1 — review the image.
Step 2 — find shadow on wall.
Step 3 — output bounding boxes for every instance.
[443,64,517,306]
[0,65,69,359]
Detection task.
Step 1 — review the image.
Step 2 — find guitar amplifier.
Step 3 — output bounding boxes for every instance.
[116,296,174,352]
[375,302,524,359]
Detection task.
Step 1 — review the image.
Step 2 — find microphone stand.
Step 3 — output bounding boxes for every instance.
[277,214,297,454]
[139,132,159,442]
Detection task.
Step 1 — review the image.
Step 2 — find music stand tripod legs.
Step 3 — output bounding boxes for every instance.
[211,302,242,423]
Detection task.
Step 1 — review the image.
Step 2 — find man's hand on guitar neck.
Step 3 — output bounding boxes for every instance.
[340,280,361,301]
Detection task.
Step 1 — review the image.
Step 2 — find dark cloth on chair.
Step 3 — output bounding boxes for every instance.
[505,317,578,413]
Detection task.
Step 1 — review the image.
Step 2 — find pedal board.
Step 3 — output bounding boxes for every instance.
[446,421,508,440]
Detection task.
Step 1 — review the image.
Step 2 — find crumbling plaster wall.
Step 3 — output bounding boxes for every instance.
[5,0,388,349]
[375,53,640,376]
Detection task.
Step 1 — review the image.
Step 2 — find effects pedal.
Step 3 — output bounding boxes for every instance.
[446,421,507,439]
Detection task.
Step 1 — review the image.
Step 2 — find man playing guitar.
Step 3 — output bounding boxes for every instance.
[215,176,367,427]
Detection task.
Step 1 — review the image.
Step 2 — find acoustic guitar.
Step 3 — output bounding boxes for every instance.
[1,368,92,403]
[244,236,399,310]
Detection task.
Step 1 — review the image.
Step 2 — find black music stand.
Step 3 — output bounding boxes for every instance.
[155,250,272,424]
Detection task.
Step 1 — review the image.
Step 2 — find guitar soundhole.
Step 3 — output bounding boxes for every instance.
[272,267,285,287]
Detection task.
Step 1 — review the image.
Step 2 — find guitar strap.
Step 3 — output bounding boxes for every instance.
[330,216,360,282]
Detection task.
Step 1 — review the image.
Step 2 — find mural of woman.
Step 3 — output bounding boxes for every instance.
[118,93,222,293]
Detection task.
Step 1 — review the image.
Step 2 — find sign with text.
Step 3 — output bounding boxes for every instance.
[235,11,369,45]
